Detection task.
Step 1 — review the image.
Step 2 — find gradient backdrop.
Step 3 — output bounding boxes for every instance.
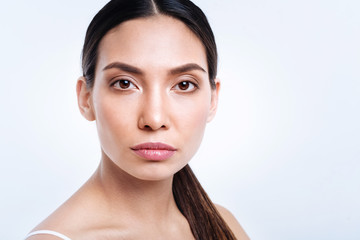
[1,0,359,239]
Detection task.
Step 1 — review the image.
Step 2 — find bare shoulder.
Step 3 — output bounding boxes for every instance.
[25,209,75,240]
[25,186,93,240]
[26,234,65,240]
[215,204,250,240]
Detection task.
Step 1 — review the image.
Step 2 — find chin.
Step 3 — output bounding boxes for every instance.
[127,162,187,182]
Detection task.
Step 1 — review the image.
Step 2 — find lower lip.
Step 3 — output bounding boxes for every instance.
[132,149,176,161]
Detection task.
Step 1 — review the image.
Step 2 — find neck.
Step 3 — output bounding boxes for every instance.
[89,151,179,223]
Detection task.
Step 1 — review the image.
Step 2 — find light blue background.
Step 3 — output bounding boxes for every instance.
[0,0,359,239]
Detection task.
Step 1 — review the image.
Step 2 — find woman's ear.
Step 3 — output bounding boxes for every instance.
[207,78,221,122]
[76,77,95,121]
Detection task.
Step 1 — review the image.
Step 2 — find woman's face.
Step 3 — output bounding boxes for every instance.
[79,15,219,181]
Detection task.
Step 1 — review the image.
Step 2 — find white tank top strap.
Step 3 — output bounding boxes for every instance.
[24,230,72,240]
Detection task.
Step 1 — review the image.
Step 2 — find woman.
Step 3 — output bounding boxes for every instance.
[26,0,249,239]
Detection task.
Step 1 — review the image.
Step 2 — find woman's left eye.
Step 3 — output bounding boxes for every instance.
[173,81,197,92]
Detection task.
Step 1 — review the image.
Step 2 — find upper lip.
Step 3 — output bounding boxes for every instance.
[131,142,176,151]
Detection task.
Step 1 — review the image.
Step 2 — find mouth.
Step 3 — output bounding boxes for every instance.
[131,142,177,161]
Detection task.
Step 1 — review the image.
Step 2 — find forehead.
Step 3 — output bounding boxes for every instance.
[96,15,207,72]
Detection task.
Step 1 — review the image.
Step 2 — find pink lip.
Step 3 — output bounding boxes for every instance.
[131,142,177,161]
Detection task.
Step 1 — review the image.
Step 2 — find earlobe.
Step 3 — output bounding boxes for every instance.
[207,78,221,122]
[76,77,95,121]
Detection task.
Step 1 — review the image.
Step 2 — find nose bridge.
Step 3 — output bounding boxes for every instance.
[139,86,169,130]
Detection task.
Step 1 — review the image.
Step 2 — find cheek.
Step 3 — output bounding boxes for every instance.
[182,91,211,121]
[172,94,211,150]
[183,104,209,131]
[92,92,137,155]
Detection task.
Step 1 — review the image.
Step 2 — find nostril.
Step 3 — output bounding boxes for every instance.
[142,124,166,130]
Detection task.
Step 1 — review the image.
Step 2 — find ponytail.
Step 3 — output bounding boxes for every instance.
[173,164,236,239]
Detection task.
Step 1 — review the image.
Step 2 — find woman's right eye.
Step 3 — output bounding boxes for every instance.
[111,79,137,90]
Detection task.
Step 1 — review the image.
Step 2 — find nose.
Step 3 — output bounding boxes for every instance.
[138,90,169,131]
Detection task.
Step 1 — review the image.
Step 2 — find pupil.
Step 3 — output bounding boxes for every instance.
[179,81,189,90]
[120,80,130,88]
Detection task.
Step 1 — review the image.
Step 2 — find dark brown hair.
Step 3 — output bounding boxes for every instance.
[82,0,235,239]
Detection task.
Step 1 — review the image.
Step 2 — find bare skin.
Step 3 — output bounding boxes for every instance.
[28,15,249,240]
[29,158,195,240]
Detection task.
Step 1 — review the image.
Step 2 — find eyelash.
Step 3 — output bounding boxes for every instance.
[111,79,137,90]
[172,80,199,92]
[110,79,199,93]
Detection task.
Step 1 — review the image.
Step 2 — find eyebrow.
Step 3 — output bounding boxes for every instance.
[103,62,143,74]
[102,62,207,75]
[169,63,207,75]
